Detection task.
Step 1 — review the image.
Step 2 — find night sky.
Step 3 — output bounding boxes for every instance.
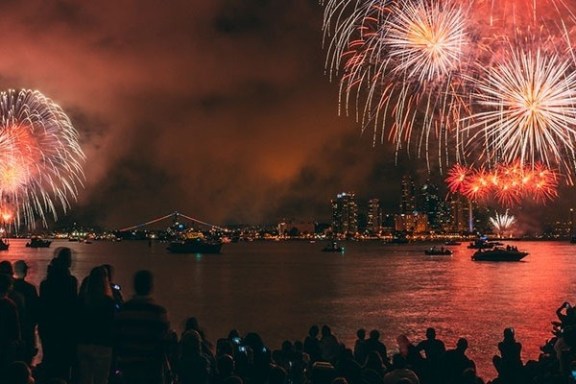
[3,1,572,230]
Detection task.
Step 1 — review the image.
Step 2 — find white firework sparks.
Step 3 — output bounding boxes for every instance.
[489,210,517,234]
[464,49,576,175]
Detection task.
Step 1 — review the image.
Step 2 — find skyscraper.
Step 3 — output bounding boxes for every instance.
[331,192,358,235]
[400,175,416,214]
[367,198,381,234]
[419,180,440,230]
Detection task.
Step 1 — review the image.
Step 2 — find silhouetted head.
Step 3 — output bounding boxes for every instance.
[281,340,293,352]
[357,328,366,339]
[426,327,436,340]
[321,325,332,337]
[133,269,153,296]
[456,338,468,352]
[102,264,114,280]
[54,247,72,268]
[13,260,28,279]
[0,260,13,275]
[309,325,319,337]
[369,329,380,340]
[185,316,200,332]
[396,334,410,348]
[504,327,515,340]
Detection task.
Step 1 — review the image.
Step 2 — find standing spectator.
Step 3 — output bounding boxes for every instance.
[397,334,424,376]
[38,248,79,382]
[353,329,368,366]
[492,328,523,384]
[177,329,213,384]
[114,269,170,384]
[442,338,476,384]
[77,266,116,384]
[417,328,445,384]
[12,260,39,364]
[365,330,388,366]
[320,325,341,364]
[0,273,21,376]
[304,325,322,363]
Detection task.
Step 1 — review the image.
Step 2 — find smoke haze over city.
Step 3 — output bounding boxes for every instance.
[0,1,573,230]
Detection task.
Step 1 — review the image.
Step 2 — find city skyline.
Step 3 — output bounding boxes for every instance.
[0,2,574,230]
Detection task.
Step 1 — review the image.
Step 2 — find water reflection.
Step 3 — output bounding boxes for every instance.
[2,238,576,380]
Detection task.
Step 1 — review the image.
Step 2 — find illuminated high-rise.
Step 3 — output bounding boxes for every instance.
[400,175,416,214]
[331,192,358,235]
[367,198,381,234]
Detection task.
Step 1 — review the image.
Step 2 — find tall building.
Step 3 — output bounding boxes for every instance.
[367,198,381,234]
[419,180,440,230]
[331,192,358,235]
[400,175,416,214]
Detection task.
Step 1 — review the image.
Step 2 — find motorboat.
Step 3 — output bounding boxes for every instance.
[167,238,222,254]
[425,247,452,256]
[322,241,344,253]
[471,246,528,261]
[467,239,503,249]
[26,237,52,248]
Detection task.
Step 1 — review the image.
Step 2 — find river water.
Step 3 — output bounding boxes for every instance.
[3,238,575,379]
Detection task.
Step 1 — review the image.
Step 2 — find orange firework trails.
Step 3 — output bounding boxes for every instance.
[321,0,576,182]
[0,89,85,229]
[446,162,558,206]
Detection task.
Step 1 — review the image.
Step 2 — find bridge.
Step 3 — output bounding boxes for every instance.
[117,211,226,233]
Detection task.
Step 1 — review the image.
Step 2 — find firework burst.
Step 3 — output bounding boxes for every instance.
[464,49,576,177]
[489,210,517,235]
[321,0,576,183]
[446,162,558,205]
[0,89,85,229]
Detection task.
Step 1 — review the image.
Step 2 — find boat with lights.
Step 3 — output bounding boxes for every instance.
[471,246,528,261]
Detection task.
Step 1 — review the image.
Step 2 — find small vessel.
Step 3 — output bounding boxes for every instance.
[467,239,503,249]
[425,247,452,256]
[26,237,52,248]
[167,238,222,254]
[322,241,344,253]
[471,246,528,261]
[0,238,8,251]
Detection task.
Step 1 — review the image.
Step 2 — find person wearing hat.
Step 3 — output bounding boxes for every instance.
[13,260,39,364]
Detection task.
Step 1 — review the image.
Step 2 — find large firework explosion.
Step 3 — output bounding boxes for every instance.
[320,0,576,184]
[0,89,85,229]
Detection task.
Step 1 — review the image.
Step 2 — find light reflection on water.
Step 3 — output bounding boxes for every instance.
[3,238,575,380]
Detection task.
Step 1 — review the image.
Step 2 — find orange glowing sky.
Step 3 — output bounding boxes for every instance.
[0,1,573,229]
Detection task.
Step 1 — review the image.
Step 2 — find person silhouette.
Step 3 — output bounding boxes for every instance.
[493,328,523,384]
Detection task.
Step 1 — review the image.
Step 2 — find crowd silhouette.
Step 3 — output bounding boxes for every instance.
[0,247,575,384]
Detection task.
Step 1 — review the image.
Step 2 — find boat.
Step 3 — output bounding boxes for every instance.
[26,237,52,248]
[0,238,8,251]
[467,239,503,249]
[167,238,222,254]
[322,241,344,253]
[444,240,461,246]
[425,247,452,256]
[471,246,528,261]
